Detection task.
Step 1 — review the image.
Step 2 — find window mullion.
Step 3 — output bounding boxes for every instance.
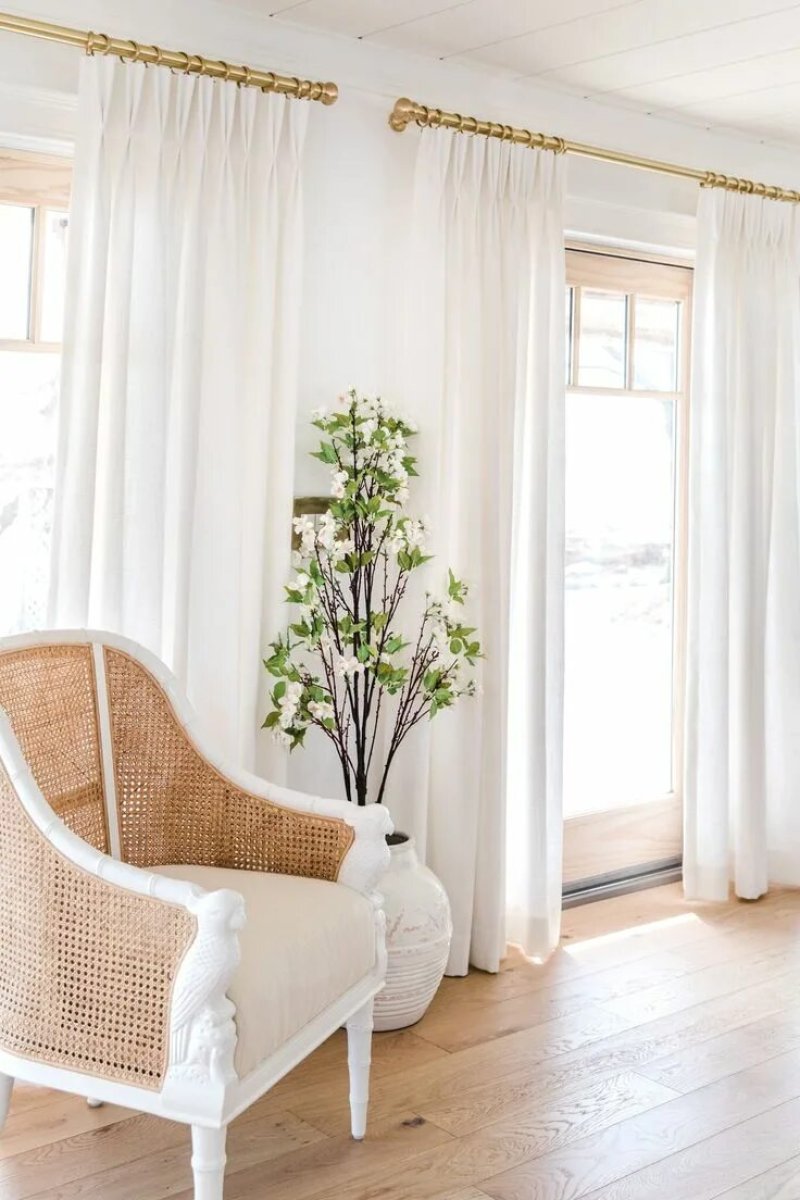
[29,205,46,345]
[625,292,636,390]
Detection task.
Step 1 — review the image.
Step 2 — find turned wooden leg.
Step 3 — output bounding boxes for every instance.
[191,1125,227,1200]
[0,1074,12,1131]
[346,998,374,1141]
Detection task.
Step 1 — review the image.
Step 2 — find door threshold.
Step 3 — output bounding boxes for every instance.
[563,858,682,909]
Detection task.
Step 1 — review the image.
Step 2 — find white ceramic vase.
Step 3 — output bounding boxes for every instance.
[373,832,453,1032]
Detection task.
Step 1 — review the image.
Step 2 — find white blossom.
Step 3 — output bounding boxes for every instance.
[309,699,334,723]
[311,406,328,422]
[293,514,317,555]
[317,511,338,552]
[405,519,427,551]
[294,571,311,591]
[272,728,292,747]
[388,529,406,555]
[336,655,364,679]
[331,470,348,499]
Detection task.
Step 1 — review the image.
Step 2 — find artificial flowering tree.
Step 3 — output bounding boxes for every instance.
[264,388,482,808]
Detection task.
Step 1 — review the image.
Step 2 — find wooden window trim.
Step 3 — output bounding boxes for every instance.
[0,148,71,352]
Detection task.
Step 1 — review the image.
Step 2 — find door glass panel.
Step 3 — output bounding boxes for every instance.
[40,210,70,343]
[0,205,33,340]
[577,289,627,388]
[564,391,676,818]
[634,297,680,392]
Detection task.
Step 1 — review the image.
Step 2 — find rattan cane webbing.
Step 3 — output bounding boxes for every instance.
[0,763,196,1088]
[0,645,108,852]
[104,649,354,879]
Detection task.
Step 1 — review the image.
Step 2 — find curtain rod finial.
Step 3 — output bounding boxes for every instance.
[389,97,418,132]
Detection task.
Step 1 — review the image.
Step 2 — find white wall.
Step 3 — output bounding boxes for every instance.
[3,0,800,794]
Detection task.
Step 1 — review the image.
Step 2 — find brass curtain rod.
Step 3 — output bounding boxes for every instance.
[390,96,800,204]
[0,11,338,105]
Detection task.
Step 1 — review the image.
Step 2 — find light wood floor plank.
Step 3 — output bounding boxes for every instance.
[312,971,800,1138]
[579,1096,800,1200]
[637,1009,800,1093]
[480,1050,800,1200]
[279,1073,676,1200]
[170,1112,454,1200]
[0,1110,323,1200]
[711,1154,800,1200]
[290,1004,634,1135]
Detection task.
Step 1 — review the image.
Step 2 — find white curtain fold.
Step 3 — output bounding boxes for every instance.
[685,188,800,900]
[50,56,307,770]
[394,130,566,972]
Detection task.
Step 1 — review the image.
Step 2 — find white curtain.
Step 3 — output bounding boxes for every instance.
[393,130,566,973]
[50,56,307,770]
[685,188,800,900]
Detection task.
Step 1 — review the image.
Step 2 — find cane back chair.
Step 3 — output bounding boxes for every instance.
[0,630,391,1199]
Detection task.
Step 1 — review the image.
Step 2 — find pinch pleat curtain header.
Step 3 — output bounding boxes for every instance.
[51,56,307,769]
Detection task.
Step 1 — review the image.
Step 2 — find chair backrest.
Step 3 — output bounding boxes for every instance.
[0,641,109,852]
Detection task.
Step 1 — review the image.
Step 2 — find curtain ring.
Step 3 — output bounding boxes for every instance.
[170,50,191,76]
[239,64,253,89]
[86,31,110,58]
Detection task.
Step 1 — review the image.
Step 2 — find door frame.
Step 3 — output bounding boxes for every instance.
[562,245,693,889]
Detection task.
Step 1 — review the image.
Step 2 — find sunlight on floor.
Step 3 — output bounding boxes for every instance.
[561,911,704,960]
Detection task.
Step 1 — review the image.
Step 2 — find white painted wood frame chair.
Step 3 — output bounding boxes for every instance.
[0,630,391,1200]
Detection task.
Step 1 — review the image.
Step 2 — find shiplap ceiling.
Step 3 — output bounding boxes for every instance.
[263,0,800,146]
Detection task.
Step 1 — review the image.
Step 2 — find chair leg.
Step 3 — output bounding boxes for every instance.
[346,998,374,1141]
[191,1126,227,1200]
[0,1074,12,1131]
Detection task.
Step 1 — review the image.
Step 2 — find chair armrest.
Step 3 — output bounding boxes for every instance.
[103,645,393,895]
[195,756,393,897]
[0,711,243,1097]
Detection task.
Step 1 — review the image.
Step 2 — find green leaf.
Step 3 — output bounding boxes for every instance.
[262,711,280,729]
[273,680,286,701]
[312,442,338,465]
[450,638,463,654]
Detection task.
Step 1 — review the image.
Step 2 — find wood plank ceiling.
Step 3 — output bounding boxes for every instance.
[263,0,800,147]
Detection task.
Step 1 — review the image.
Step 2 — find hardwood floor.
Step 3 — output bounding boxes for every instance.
[5,883,800,1199]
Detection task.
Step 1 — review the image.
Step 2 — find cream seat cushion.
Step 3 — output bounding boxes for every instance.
[154,865,376,1078]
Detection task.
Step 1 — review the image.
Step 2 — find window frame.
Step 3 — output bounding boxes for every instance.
[562,244,693,886]
[0,148,71,354]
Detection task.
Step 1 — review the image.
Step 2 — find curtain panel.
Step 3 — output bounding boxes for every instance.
[394,130,566,973]
[50,56,307,770]
[685,188,800,900]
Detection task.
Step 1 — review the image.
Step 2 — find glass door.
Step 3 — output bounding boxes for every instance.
[562,249,692,890]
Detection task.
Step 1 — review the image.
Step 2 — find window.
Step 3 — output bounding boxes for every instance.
[0,150,71,636]
[563,249,691,835]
